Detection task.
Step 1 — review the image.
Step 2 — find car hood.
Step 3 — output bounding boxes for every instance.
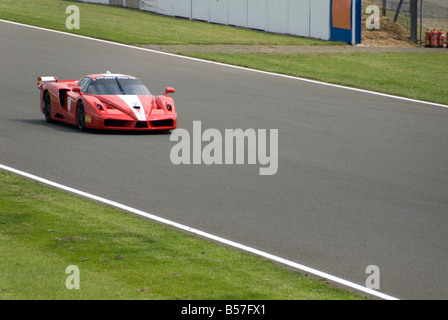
[96,95,156,121]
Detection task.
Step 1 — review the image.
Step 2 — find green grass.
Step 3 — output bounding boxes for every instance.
[0,170,366,300]
[0,0,335,46]
[183,51,448,105]
[1,0,447,105]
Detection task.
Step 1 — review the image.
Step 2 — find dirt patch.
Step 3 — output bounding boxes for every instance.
[362,13,418,47]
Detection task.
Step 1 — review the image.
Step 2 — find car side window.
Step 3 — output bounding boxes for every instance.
[79,77,92,93]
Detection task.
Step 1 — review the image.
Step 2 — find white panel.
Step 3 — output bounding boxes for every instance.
[173,0,192,18]
[192,0,210,21]
[309,0,330,40]
[228,0,247,27]
[157,0,174,15]
[140,0,159,13]
[247,0,267,31]
[210,0,229,25]
[267,0,288,34]
[288,0,309,37]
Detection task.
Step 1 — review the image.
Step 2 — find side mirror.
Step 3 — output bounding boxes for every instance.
[72,87,82,93]
[164,87,175,96]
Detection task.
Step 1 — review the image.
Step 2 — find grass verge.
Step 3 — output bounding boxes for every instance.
[182,51,448,105]
[0,170,366,300]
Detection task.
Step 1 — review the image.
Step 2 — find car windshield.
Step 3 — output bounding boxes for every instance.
[86,77,151,95]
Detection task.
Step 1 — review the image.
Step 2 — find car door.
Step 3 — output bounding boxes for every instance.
[65,77,91,125]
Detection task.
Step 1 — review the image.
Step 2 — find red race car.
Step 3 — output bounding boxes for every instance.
[37,72,177,131]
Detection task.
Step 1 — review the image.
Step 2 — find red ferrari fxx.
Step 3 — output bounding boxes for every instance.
[37,72,177,131]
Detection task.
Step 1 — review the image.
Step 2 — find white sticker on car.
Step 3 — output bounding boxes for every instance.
[117,95,146,121]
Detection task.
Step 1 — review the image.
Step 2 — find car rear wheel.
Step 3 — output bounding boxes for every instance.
[77,101,86,131]
[43,91,52,123]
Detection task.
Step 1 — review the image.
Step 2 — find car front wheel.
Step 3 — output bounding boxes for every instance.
[77,101,86,131]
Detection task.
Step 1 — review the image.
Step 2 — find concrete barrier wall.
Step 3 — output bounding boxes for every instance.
[137,0,332,40]
[71,0,360,43]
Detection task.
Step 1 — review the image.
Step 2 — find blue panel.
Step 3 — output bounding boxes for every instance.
[331,27,353,43]
[354,0,361,44]
[330,0,361,44]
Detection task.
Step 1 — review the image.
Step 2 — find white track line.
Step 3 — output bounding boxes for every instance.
[0,164,399,300]
[1,19,448,110]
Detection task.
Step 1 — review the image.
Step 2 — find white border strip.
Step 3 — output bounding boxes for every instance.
[0,163,399,300]
[1,19,448,110]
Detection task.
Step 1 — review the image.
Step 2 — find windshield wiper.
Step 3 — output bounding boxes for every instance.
[115,77,126,95]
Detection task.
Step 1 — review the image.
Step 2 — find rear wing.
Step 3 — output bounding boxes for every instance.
[37,76,58,89]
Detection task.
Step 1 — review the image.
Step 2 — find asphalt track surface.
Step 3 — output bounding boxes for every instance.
[1,20,448,300]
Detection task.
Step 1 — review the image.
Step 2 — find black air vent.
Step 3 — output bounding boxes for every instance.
[104,119,127,127]
[150,119,173,127]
